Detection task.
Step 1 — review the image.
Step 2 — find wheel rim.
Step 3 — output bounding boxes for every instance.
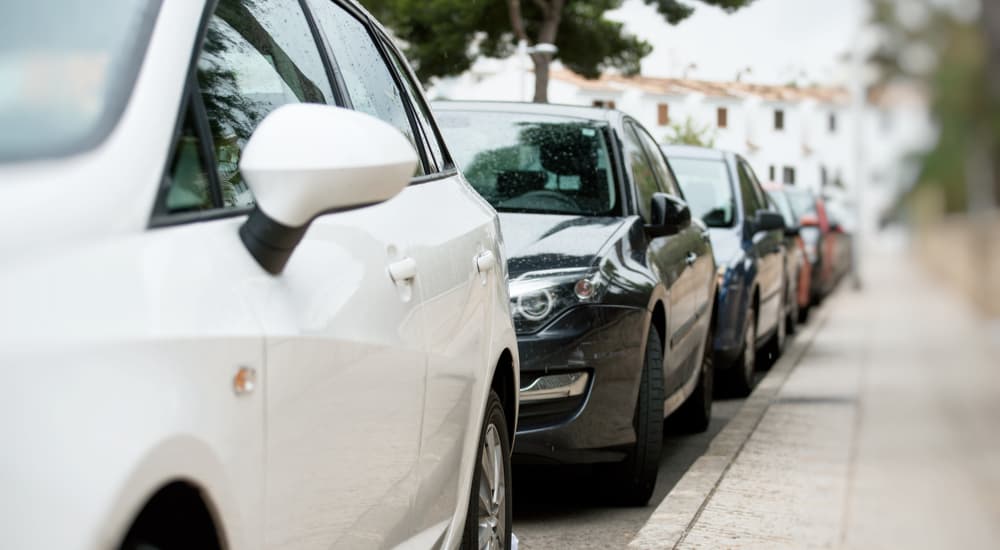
[744,315,756,380]
[478,424,506,550]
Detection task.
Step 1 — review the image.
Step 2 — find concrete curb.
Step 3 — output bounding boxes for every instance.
[628,301,833,549]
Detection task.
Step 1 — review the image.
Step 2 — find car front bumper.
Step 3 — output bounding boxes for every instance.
[513,304,648,464]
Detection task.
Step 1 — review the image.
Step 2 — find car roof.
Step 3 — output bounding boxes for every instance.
[433,100,622,125]
[659,144,729,161]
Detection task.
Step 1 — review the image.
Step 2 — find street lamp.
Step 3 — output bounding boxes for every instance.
[519,42,559,101]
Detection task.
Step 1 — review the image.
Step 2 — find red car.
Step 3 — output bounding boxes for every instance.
[783,188,841,306]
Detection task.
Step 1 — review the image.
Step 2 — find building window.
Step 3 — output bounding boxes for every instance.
[783,166,796,185]
[657,103,670,125]
[774,109,785,130]
[828,113,837,133]
[717,107,728,128]
[769,165,776,181]
[593,99,616,109]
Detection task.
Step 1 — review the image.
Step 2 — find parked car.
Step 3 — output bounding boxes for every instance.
[435,102,717,505]
[822,196,857,286]
[763,183,811,324]
[0,2,519,549]
[784,187,839,304]
[661,145,788,396]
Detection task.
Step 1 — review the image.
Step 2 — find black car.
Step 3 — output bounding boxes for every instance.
[435,101,716,504]
[661,145,789,396]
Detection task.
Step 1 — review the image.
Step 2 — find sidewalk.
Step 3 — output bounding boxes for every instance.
[632,238,1000,549]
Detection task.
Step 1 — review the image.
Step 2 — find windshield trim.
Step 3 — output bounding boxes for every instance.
[1,0,164,163]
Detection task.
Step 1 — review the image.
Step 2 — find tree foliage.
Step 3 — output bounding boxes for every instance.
[361,0,753,101]
[663,116,716,147]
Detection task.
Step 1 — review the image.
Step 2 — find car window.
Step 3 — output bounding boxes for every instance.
[737,161,764,217]
[767,191,798,227]
[163,108,214,213]
[383,41,448,172]
[741,161,771,211]
[437,110,617,216]
[669,157,736,228]
[623,124,663,222]
[308,0,424,176]
[195,0,335,210]
[633,123,682,197]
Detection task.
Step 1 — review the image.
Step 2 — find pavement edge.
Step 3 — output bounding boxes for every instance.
[628,301,833,550]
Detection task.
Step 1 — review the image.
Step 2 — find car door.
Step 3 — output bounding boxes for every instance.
[188,2,431,548]
[737,158,782,337]
[620,121,692,392]
[374,29,503,539]
[632,123,711,390]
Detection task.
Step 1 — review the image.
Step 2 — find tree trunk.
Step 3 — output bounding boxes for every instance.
[532,53,551,103]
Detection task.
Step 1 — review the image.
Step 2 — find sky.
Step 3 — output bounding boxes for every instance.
[605,0,871,85]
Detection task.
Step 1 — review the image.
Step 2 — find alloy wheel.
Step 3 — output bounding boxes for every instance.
[478,424,506,550]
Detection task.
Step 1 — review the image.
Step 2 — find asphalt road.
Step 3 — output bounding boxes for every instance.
[511,390,753,549]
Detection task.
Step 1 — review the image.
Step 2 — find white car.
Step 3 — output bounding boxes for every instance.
[0,1,518,549]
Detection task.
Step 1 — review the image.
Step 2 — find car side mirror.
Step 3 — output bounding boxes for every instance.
[830,222,845,234]
[784,225,801,237]
[646,193,691,238]
[238,104,418,274]
[753,210,786,233]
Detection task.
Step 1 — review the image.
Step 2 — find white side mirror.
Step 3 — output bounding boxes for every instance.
[238,104,418,274]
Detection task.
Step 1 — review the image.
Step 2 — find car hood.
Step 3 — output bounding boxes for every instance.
[498,213,627,278]
[708,227,743,268]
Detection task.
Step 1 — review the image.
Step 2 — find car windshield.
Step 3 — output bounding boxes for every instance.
[667,157,736,227]
[436,110,618,216]
[0,2,160,161]
[785,189,818,218]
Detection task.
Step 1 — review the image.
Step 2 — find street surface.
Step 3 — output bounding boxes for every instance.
[514,237,1000,549]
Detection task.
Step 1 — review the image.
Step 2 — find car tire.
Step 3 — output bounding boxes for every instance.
[725,306,756,397]
[461,391,512,550]
[798,302,811,324]
[786,288,799,336]
[671,319,713,433]
[602,326,665,506]
[760,294,787,370]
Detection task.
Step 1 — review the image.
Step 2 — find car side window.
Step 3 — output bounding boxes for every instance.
[633,123,683,198]
[194,0,335,211]
[382,41,449,173]
[741,160,771,211]
[308,0,425,176]
[163,109,214,213]
[737,161,764,217]
[623,123,663,222]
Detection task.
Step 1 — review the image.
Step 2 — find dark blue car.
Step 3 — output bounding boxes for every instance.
[661,145,790,396]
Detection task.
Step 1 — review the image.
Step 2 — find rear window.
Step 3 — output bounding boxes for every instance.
[0,1,161,161]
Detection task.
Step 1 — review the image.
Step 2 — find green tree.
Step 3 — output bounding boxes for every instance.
[663,116,716,147]
[361,0,754,103]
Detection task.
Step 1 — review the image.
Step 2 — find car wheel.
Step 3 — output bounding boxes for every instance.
[462,391,512,550]
[602,326,665,506]
[798,301,810,324]
[760,293,787,370]
[671,319,713,433]
[786,288,799,336]
[726,306,756,397]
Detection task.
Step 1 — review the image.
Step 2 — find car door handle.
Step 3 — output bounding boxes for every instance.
[388,257,417,283]
[476,251,496,273]
[685,252,698,266]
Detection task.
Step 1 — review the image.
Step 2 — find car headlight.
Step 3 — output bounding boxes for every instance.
[509,268,606,333]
